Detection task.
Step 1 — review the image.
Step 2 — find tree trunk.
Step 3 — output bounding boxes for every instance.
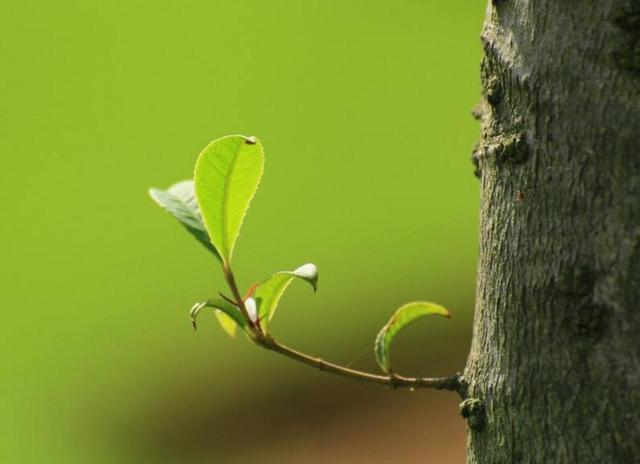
[463,1,640,463]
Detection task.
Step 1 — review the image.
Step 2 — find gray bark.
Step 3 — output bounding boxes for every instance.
[463,1,640,463]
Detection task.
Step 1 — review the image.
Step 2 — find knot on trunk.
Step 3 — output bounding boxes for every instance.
[460,398,486,431]
[476,132,530,168]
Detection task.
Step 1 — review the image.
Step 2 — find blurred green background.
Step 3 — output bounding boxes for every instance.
[1,1,483,462]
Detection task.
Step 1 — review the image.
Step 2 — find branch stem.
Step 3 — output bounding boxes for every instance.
[220,262,463,395]
[257,335,463,393]
[222,262,247,313]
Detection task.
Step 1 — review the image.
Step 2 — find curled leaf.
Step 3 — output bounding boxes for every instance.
[149,180,221,260]
[374,301,450,374]
[255,263,318,333]
[190,298,247,338]
[194,135,264,263]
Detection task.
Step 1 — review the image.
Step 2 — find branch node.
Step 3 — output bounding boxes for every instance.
[460,397,486,431]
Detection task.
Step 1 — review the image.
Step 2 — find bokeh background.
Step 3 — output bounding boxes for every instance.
[1,1,484,462]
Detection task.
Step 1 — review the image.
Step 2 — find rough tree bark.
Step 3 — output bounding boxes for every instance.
[463,1,640,463]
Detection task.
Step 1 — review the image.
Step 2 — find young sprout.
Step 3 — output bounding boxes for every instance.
[150,135,461,393]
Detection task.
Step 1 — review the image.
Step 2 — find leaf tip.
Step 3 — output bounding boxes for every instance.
[148,187,161,201]
[440,308,453,319]
[189,302,205,331]
[294,263,319,291]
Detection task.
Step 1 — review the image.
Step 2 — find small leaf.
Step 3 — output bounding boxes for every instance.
[190,298,247,337]
[374,301,450,374]
[255,263,318,333]
[194,135,264,263]
[149,180,221,261]
[214,310,238,338]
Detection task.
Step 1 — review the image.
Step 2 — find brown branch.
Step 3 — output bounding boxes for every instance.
[219,262,464,395]
[256,334,464,394]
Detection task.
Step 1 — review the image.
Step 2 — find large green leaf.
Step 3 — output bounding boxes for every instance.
[190,298,247,338]
[255,263,318,333]
[149,180,221,260]
[374,301,450,374]
[194,135,264,263]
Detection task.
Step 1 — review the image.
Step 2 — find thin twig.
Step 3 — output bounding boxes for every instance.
[256,335,463,393]
[223,263,247,312]
[220,262,464,395]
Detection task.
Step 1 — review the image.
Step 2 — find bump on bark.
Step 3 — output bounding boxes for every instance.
[485,76,503,107]
[471,142,482,179]
[460,398,486,431]
[470,102,485,179]
[475,132,530,169]
[471,101,484,121]
[494,132,529,165]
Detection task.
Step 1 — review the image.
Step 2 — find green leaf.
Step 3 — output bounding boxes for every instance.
[255,263,318,333]
[374,301,450,374]
[190,298,247,337]
[149,180,221,261]
[194,135,264,263]
[214,310,239,338]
